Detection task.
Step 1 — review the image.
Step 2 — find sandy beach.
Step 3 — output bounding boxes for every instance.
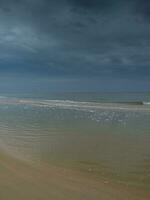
[0,151,150,200]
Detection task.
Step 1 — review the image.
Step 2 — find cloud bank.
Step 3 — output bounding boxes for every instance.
[0,0,150,80]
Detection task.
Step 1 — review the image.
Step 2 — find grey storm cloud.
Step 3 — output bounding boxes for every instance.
[0,0,150,78]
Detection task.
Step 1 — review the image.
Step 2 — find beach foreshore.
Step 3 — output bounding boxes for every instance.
[0,150,149,200]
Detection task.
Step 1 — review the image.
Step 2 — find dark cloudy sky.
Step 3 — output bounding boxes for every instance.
[0,0,150,92]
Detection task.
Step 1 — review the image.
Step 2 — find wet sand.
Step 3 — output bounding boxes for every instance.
[0,151,150,200]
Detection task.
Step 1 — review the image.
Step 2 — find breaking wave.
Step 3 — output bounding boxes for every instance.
[0,96,149,112]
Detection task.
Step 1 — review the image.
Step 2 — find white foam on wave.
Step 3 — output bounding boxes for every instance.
[20,99,150,112]
[0,97,150,112]
[143,102,150,105]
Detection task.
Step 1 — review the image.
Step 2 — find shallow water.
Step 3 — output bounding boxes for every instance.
[0,92,150,188]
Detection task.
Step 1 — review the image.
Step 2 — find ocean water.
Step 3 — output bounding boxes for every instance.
[0,92,150,187]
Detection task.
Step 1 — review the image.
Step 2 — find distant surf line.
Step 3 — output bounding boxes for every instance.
[0,97,150,112]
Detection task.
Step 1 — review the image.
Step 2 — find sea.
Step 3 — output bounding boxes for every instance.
[0,91,150,187]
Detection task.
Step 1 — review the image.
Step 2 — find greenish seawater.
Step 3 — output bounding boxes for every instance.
[0,92,150,188]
